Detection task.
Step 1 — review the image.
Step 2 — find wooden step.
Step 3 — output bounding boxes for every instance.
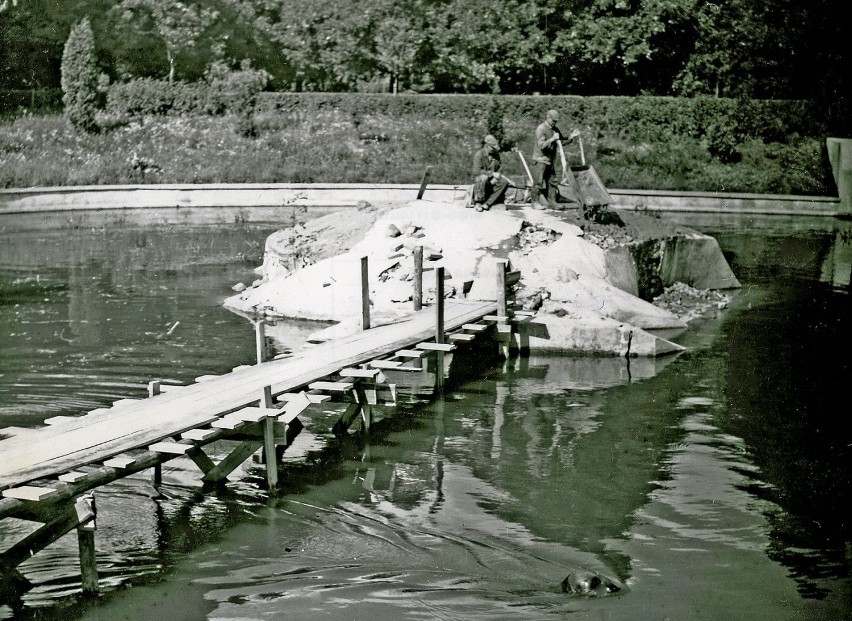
[339,368,380,379]
[280,392,331,404]
[370,359,402,369]
[195,374,220,382]
[149,441,193,455]
[394,349,428,359]
[104,454,144,469]
[308,380,354,392]
[181,428,219,442]
[462,323,489,332]
[416,342,456,352]
[231,407,279,423]
[2,485,58,502]
[449,333,476,342]
[58,470,89,484]
[211,416,250,431]
[483,315,511,322]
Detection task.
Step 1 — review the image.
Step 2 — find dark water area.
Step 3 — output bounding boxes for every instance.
[1,212,851,620]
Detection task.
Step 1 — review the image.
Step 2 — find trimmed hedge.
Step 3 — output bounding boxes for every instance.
[254,92,826,144]
[101,82,826,147]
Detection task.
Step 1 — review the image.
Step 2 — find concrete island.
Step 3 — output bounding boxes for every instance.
[225,200,740,357]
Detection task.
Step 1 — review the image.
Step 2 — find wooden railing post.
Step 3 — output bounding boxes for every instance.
[413,246,423,311]
[361,255,371,330]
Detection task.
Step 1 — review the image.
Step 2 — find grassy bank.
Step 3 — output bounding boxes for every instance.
[0,109,833,195]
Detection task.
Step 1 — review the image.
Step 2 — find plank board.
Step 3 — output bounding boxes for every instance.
[0,300,495,491]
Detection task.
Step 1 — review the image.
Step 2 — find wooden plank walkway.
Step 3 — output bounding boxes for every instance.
[0,299,496,493]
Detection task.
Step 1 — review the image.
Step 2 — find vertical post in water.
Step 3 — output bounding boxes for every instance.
[255,319,267,365]
[361,256,371,330]
[77,494,98,594]
[416,165,432,200]
[413,246,423,311]
[435,266,445,392]
[147,381,162,486]
[496,259,508,318]
[261,385,278,491]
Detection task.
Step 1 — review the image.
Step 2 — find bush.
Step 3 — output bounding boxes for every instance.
[60,18,100,133]
[205,60,270,137]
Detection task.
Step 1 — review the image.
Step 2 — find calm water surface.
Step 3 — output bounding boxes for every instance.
[0,213,850,620]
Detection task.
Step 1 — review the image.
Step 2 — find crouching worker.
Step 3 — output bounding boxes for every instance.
[470,134,510,211]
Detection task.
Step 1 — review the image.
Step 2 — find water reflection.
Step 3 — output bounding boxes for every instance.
[1,216,851,620]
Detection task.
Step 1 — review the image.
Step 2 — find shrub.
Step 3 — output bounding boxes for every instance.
[205,60,270,136]
[60,18,100,133]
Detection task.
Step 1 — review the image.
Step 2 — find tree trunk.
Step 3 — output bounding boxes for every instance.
[167,50,175,86]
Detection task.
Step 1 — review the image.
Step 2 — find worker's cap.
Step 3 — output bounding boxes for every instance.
[546,109,559,121]
[483,134,499,148]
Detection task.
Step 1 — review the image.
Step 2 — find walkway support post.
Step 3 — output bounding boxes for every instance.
[147,381,163,486]
[496,259,508,318]
[413,246,423,311]
[361,256,371,330]
[255,319,267,364]
[261,385,278,491]
[76,494,97,595]
[435,266,445,392]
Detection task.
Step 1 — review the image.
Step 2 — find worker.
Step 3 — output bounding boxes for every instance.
[530,109,580,208]
[470,134,510,211]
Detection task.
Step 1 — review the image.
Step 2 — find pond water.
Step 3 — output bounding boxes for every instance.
[0,212,850,620]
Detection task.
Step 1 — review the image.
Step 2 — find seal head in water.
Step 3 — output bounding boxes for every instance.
[561,570,621,596]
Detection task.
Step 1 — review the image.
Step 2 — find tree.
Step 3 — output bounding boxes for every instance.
[61,17,99,132]
[112,0,218,84]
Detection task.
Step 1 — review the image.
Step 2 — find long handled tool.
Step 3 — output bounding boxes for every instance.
[556,140,570,184]
[515,149,534,187]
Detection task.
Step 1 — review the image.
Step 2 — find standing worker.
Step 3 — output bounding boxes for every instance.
[470,134,510,211]
[530,109,580,209]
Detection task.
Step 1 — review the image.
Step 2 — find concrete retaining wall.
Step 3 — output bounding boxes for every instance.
[0,183,841,217]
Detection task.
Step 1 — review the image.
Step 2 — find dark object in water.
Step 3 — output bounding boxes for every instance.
[561,570,621,596]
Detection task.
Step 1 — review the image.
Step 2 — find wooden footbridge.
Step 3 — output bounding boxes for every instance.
[0,262,532,601]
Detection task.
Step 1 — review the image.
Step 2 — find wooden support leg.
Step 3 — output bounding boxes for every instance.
[332,402,362,436]
[77,527,98,594]
[0,495,96,589]
[153,463,162,487]
[202,441,263,483]
[353,384,373,432]
[262,416,278,491]
[435,267,445,392]
[186,446,216,475]
[255,320,267,364]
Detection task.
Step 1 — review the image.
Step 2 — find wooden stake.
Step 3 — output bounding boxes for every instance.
[255,319,267,364]
[361,256,371,330]
[413,246,423,311]
[416,165,432,200]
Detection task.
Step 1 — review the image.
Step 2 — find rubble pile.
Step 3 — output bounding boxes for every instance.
[653,282,730,322]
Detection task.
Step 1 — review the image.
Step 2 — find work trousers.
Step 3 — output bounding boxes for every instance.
[473,174,510,206]
[530,161,557,203]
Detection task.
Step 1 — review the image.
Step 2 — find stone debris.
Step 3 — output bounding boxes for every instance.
[653,282,730,322]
